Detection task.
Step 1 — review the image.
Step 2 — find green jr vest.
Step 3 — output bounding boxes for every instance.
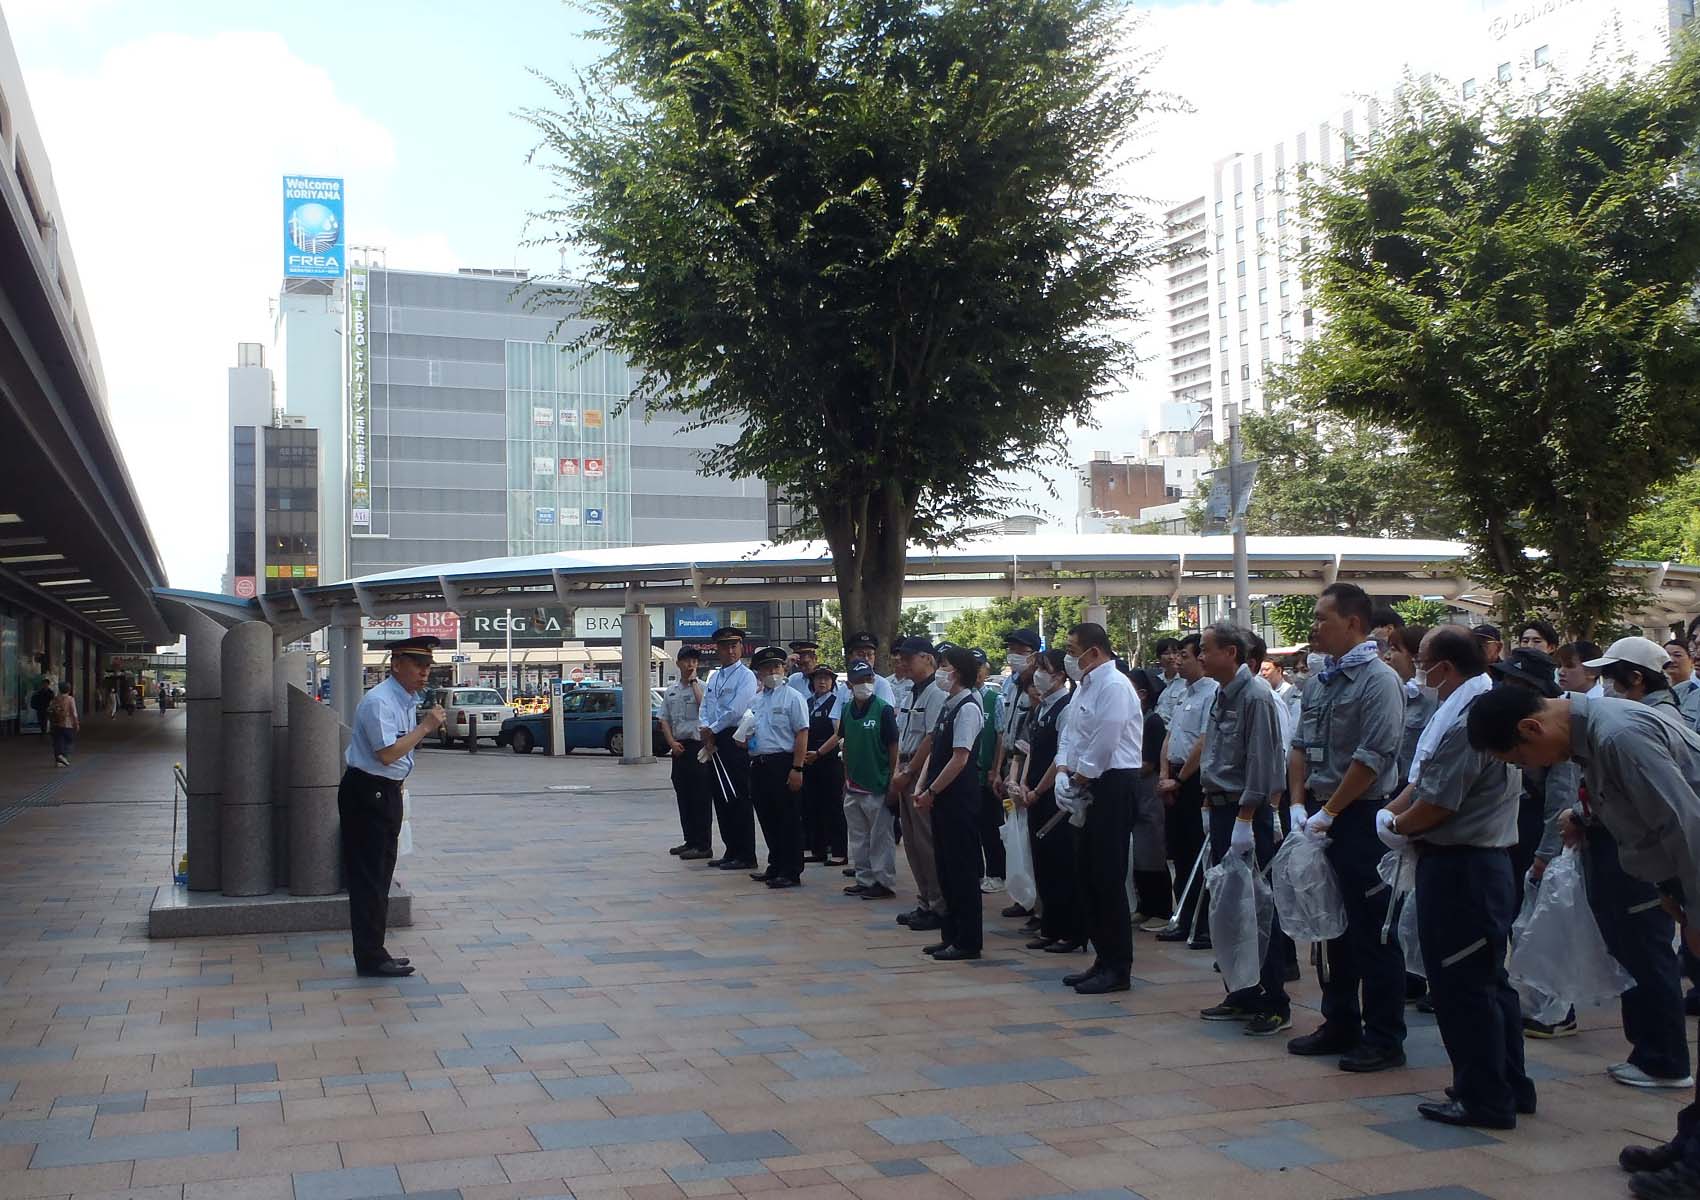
[842,696,893,794]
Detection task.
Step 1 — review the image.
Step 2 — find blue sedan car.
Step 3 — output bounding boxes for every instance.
[496,687,665,755]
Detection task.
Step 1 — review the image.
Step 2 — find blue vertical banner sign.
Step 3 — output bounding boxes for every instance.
[282,175,345,278]
[347,265,371,533]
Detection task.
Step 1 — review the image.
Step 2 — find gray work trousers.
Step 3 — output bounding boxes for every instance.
[845,788,897,889]
[899,787,945,912]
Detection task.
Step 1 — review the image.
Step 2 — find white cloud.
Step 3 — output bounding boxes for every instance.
[19,32,448,591]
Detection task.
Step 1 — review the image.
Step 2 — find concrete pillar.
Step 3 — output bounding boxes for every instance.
[620,604,654,764]
[1085,603,1108,629]
[220,621,275,897]
[329,608,363,724]
[288,683,345,896]
[271,650,310,888]
[182,608,226,892]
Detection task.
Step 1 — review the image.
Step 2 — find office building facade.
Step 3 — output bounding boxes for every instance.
[226,345,322,598]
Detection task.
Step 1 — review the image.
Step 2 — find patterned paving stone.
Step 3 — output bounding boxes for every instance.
[31,1127,239,1166]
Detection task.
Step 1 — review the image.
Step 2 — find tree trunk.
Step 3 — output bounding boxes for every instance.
[818,482,912,676]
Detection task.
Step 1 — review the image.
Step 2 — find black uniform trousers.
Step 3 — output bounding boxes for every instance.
[1078,768,1136,973]
[1028,790,1084,944]
[672,740,712,851]
[711,738,757,863]
[1168,770,1210,939]
[337,766,404,969]
[803,755,847,860]
[1584,825,1691,1081]
[1416,846,1532,1122]
[751,755,805,882]
[978,783,1006,879]
[934,780,985,953]
[1318,795,1407,1053]
[1208,802,1291,1016]
[1510,788,1546,910]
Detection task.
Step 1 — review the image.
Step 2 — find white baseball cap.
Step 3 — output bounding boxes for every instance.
[1584,637,1672,674]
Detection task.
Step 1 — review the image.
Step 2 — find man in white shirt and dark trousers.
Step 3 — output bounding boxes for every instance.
[700,627,759,871]
[916,644,988,961]
[1157,635,1218,945]
[339,637,445,978]
[1057,622,1144,995]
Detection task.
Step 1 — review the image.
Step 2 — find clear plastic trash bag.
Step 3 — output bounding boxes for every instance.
[397,787,414,857]
[1270,832,1347,943]
[1001,807,1036,909]
[1509,846,1635,1013]
[1397,893,1423,978]
[1206,851,1274,993]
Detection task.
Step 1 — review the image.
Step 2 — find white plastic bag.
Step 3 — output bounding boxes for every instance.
[1377,846,1418,947]
[397,787,414,857]
[1001,808,1036,909]
[1510,874,1567,1023]
[1206,851,1274,993]
[1397,893,1423,978]
[1270,832,1347,942]
[1508,847,1634,1012]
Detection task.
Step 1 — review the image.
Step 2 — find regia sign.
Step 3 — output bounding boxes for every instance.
[466,607,570,647]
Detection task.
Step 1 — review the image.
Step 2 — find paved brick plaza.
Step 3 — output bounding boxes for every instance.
[0,711,1686,1200]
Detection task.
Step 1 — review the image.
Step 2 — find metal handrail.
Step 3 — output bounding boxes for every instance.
[171,762,187,883]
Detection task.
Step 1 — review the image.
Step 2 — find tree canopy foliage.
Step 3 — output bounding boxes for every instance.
[1285,38,1700,635]
[525,0,1164,653]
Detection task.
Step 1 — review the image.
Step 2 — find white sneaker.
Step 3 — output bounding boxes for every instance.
[980,877,1004,894]
[1609,1062,1694,1089]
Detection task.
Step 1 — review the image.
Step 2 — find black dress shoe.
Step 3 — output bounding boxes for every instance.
[679,847,712,860]
[860,884,896,899]
[718,858,756,870]
[1416,1100,1514,1130]
[1154,926,1190,942]
[1021,917,1043,933]
[1287,1028,1359,1057]
[1622,1143,1684,1174]
[907,910,943,932]
[767,877,800,889]
[1044,940,1087,954]
[750,871,775,881]
[1002,903,1031,918]
[1187,936,1213,951]
[1445,1085,1535,1115]
[1340,1045,1407,1073]
[1063,963,1105,987]
[1630,1162,1700,1199]
[842,867,857,877]
[897,909,917,925]
[356,960,415,978]
[845,884,871,896]
[389,957,410,967]
[707,857,726,868]
[669,842,691,855]
[1026,937,1057,950]
[923,942,951,955]
[1074,970,1131,994]
[933,946,981,961]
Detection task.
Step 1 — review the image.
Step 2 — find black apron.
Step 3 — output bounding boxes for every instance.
[807,693,839,753]
[928,691,984,806]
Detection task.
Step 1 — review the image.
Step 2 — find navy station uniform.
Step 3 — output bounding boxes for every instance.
[926,688,986,954]
[1023,686,1082,946]
[802,670,847,862]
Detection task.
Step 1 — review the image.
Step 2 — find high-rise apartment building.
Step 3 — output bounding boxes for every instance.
[1163,197,1212,415]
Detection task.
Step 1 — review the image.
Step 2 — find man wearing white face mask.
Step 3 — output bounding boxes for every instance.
[891,637,949,931]
[745,646,811,889]
[823,659,900,899]
[990,628,1040,808]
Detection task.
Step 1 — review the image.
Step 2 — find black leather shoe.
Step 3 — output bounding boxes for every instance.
[1062,963,1104,987]
[356,960,415,978]
[1622,1143,1684,1174]
[1021,917,1043,933]
[679,848,711,860]
[860,884,896,899]
[1287,1028,1359,1057]
[1044,940,1087,954]
[767,877,799,889]
[719,858,756,870]
[1630,1163,1700,1199]
[750,871,774,881]
[707,857,726,868]
[907,910,943,932]
[1340,1045,1407,1073]
[389,957,410,967]
[1074,970,1131,994]
[669,843,691,855]
[1002,903,1030,918]
[1416,1100,1514,1130]
[1447,1085,1536,1116]
[1154,926,1190,942]
[923,942,951,955]
[933,946,981,961]
[1187,936,1213,951]
[845,884,871,896]
[1025,937,1056,950]
[897,909,917,925]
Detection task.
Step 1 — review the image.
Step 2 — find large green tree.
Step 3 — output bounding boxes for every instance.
[525,0,1163,653]
[1286,41,1700,635]
[1627,465,1700,564]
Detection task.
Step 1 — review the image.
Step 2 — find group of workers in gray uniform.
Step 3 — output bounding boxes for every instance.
[647,594,1700,1200]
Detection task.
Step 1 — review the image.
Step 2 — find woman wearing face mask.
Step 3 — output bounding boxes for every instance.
[1552,639,1696,1090]
[1012,649,1085,951]
[914,645,989,961]
[1385,625,1434,786]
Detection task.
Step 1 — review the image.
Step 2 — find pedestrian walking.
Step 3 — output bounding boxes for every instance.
[47,682,78,767]
[338,636,444,978]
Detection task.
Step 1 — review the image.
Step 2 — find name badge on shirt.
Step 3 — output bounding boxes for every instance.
[1307,745,1325,764]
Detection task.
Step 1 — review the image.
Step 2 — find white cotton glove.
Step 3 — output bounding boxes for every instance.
[733,709,756,743]
[1375,807,1409,851]
[1287,807,1309,838]
[697,743,713,764]
[1306,807,1334,840]
[1230,816,1254,855]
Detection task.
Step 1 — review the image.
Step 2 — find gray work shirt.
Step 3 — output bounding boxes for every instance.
[1199,665,1285,808]
[1397,688,1438,786]
[1412,693,1520,848]
[1291,656,1404,798]
[999,672,1031,742]
[1529,760,1581,863]
[1674,677,1700,732]
[898,679,946,759]
[660,678,704,742]
[1570,693,1700,908]
[1167,676,1219,765]
[1155,674,1185,725]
